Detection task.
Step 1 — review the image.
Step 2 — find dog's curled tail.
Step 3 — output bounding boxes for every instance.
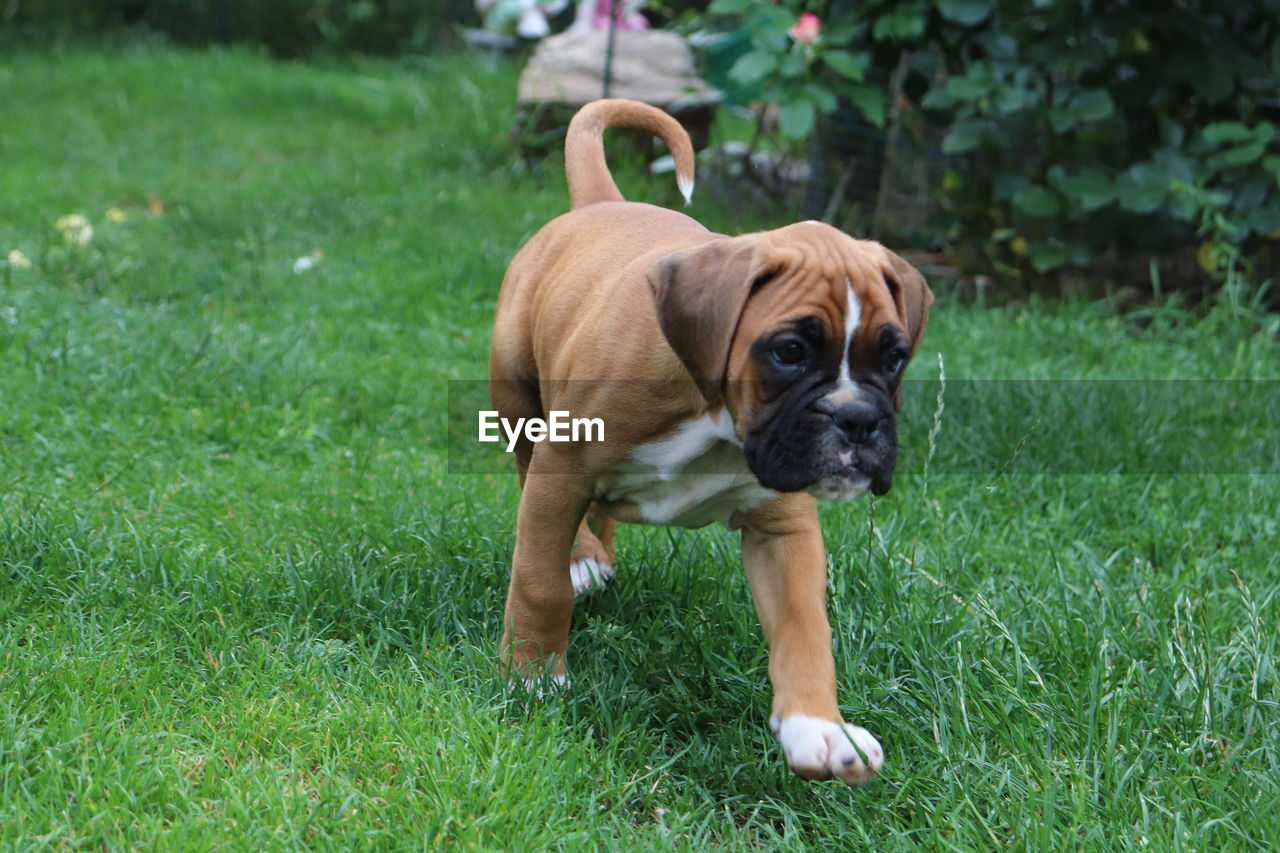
[565,99,696,210]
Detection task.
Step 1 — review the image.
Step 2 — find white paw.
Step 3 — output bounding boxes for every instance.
[771,715,884,785]
[522,672,569,699]
[570,558,615,596]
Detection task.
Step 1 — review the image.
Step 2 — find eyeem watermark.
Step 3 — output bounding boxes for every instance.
[478,410,605,452]
[450,379,1280,474]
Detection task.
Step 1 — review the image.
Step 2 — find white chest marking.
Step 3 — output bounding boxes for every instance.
[605,410,776,527]
[838,281,861,386]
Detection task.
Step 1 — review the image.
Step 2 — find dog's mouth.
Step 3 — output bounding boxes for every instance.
[739,378,899,499]
[804,456,874,501]
[806,447,893,499]
[745,428,897,498]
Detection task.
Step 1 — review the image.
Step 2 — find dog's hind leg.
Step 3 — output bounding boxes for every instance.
[569,505,617,596]
[501,449,590,687]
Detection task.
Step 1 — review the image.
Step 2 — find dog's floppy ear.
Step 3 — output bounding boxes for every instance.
[884,249,933,356]
[646,238,773,403]
[883,249,934,411]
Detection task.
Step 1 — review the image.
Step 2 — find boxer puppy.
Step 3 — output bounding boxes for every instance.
[489,99,932,785]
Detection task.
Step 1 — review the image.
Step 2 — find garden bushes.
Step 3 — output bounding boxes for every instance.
[703,0,1280,295]
[9,0,1279,296]
[2,0,475,56]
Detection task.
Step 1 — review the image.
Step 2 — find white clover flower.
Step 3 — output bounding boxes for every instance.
[6,249,32,270]
[292,250,324,274]
[55,214,94,246]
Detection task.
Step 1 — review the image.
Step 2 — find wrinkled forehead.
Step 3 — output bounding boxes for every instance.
[750,225,902,337]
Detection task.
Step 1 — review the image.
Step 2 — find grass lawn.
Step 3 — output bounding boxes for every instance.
[2,40,1279,850]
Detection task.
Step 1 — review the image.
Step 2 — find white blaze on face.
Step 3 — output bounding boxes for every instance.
[839,281,861,387]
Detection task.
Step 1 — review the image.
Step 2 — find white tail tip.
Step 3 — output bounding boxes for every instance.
[677,173,694,207]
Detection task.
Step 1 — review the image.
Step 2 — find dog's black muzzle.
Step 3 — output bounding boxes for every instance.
[744,384,899,497]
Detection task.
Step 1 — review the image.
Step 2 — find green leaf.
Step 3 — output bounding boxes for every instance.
[1150,148,1196,186]
[754,22,792,53]
[1187,58,1233,104]
[936,0,994,26]
[988,172,1029,201]
[778,99,816,139]
[1012,185,1061,218]
[849,84,886,128]
[1047,106,1076,134]
[1202,121,1253,146]
[755,5,795,30]
[1028,242,1068,272]
[348,2,377,22]
[1168,188,1200,222]
[1048,166,1114,212]
[985,32,1018,60]
[1160,116,1186,148]
[1236,176,1268,210]
[945,75,989,101]
[994,173,1029,201]
[823,49,866,81]
[779,52,806,79]
[1246,201,1280,235]
[805,83,838,114]
[922,87,954,110]
[1073,90,1114,123]
[708,0,753,13]
[1049,90,1113,133]
[728,51,778,86]
[1220,140,1268,168]
[942,119,985,154]
[873,3,927,40]
[993,82,1037,114]
[1116,162,1168,213]
[1263,154,1280,183]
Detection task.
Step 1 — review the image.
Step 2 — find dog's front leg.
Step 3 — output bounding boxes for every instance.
[501,458,589,690]
[740,503,884,785]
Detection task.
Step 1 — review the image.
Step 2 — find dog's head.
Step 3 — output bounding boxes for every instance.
[646,221,933,500]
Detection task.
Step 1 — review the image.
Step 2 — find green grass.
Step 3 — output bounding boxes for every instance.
[2,39,1279,850]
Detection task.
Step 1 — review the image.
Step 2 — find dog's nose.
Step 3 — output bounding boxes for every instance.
[833,402,881,444]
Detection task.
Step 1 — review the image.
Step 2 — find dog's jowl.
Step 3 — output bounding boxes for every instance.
[489,99,932,785]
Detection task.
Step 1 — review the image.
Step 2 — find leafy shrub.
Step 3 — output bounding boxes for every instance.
[707,0,883,138]
[2,0,476,56]
[700,0,1280,291]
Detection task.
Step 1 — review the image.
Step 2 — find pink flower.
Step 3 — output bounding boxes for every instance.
[789,13,821,45]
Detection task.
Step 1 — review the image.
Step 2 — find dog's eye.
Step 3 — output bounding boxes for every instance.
[771,339,808,366]
[882,348,908,375]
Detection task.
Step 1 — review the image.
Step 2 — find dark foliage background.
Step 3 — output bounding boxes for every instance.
[702,0,1280,299]
[8,0,1280,302]
[1,0,475,55]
